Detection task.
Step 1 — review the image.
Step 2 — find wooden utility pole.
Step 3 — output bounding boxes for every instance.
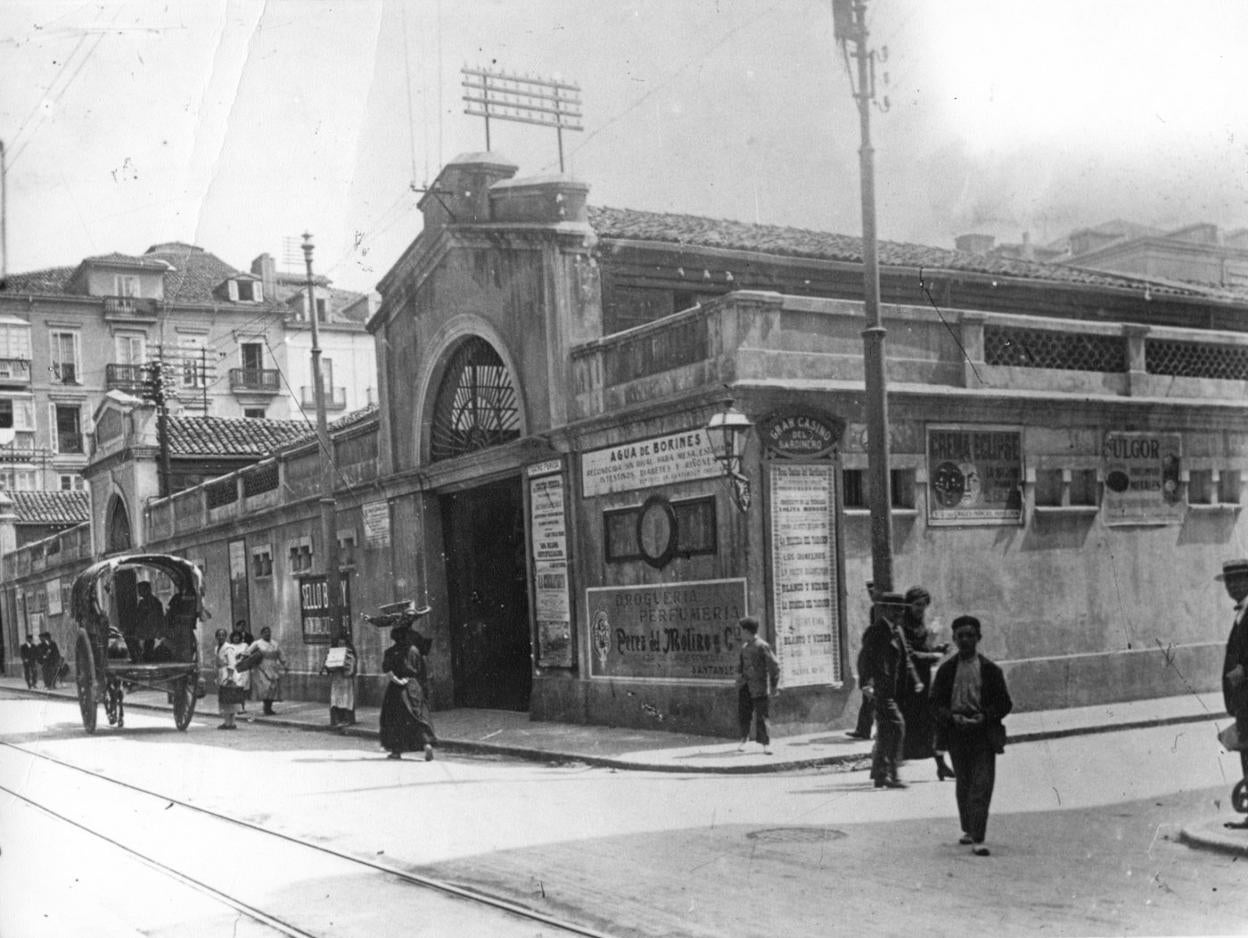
[302,234,343,642]
[835,0,894,593]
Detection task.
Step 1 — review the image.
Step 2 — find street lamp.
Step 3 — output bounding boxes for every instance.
[705,400,753,512]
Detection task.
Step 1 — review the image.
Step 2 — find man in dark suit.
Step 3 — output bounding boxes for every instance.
[861,592,920,788]
[1219,559,1248,791]
[931,615,1013,856]
[20,633,39,688]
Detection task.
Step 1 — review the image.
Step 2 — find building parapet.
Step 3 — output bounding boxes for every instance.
[570,291,1248,419]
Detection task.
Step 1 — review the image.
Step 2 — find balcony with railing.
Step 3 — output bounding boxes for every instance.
[106,362,146,393]
[103,296,158,319]
[229,368,282,394]
[300,385,347,410]
[0,358,32,386]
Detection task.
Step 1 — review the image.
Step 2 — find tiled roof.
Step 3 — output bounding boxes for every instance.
[166,406,378,459]
[1,266,77,294]
[142,245,285,308]
[9,491,90,526]
[586,206,1221,301]
[166,415,309,458]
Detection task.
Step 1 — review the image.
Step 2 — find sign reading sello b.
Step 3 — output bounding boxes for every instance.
[587,579,746,681]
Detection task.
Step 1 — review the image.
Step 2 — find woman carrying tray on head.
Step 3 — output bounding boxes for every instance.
[373,603,437,761]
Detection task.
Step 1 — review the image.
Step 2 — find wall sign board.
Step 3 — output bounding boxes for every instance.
[582,429,719,497]
[587,579,746,681]
[528,462,573,667]
[926,425,1024,525]
[1102,431,1183,525]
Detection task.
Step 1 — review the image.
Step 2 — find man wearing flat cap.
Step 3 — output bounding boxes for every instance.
[1219,559,1248,786]
[860,592,922,788]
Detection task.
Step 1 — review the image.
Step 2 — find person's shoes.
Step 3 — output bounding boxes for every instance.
[217,723,230,729]
[846,731,870,739]
[937,758,956,781]
[386,752,402,760]
[971,845,991,856]
[736,738,748,752]
[881,779,908,789]
[424,744,434,762]
[763,746,773,755]
[873,777,885,788]
[958,834,974,845]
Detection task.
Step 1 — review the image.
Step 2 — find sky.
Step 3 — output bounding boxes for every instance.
[1,0,1247,295]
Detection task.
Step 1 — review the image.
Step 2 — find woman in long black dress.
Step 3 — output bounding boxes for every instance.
[899,586,955,779]
[379,626,437,761]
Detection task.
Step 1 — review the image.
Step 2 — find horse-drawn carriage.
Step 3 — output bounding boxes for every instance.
[70,553,207,733]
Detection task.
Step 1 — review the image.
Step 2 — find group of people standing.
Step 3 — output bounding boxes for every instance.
[19,632,63,690]
[214,622,288,730]
[854,586,1013,856]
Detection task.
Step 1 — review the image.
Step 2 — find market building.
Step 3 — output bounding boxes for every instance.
[4,152,1247,739]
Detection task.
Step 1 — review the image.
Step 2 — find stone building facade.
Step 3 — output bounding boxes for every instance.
[3,153,1247,739]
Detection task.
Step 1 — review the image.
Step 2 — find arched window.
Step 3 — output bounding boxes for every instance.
[107,495,132,553]
[429,337,520,461]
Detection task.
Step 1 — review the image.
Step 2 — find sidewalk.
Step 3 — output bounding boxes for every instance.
[0,675,1227,775]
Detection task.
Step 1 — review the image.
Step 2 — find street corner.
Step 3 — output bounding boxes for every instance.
[1179,817,1248,857]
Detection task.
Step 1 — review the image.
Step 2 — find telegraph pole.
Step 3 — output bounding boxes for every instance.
[835,0,894,593]
[302,234,343,642]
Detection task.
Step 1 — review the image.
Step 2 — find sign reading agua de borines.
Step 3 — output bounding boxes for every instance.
[581,429,720,497]
[587,579,747,681]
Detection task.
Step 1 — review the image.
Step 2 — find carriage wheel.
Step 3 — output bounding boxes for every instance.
[74,629,97,734]
[105,678,125,727]
[1233,779,1248,815]
[172,675,197,731]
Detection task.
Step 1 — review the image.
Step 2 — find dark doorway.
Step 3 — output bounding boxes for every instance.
[441,477,532,710]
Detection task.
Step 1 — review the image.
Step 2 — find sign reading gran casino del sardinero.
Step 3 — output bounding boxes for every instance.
[586,579,747,682]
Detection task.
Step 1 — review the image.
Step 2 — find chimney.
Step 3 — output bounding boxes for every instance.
[251,253,277,300]
[419,153,519,230]
[955,233,996,255]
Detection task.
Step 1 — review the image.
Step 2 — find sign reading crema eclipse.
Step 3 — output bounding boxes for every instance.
[927,425,1024,525]
[581,429,720,497]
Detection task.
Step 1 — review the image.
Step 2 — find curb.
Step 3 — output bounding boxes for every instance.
[3,684,1216,775]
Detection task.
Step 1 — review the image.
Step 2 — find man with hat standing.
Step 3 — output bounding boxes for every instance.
[1219,559,1248,791]
[860,592,921,788]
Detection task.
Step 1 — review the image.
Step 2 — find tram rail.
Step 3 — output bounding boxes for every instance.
[0,737,616,938]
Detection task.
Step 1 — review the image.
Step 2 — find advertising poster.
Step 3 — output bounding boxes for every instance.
[362,499,392,549]
[529,467,573,667]
[927,425,1024,525]
[1102,431,1183,525]
[581,428,720,497]
[769,463,842,686]
[298,573,352,644]
[586,579,746,681]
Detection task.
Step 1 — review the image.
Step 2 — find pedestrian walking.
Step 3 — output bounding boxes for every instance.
[1218,558,1248,797]
[735,616,781,755]
[20,633,39,689]
[861,593,921,789]
[379,616,437,761]
[37,632,63,689]
[931,615,1013,856]
[245,626,287,715]
[898,586,956,780]
[847,583,877,741]
[214,628,244,730]
[324,634,358,729]
[227,627,252,714]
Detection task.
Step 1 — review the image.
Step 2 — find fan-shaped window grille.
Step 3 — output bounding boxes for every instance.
[429,337,520,462]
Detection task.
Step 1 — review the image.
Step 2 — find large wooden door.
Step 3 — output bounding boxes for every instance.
[441,478,532,710]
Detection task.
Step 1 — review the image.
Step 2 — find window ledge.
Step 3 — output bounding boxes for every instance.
[1032,505,1100,516]
[844,507,918,518]
[1187,503,1243,513]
